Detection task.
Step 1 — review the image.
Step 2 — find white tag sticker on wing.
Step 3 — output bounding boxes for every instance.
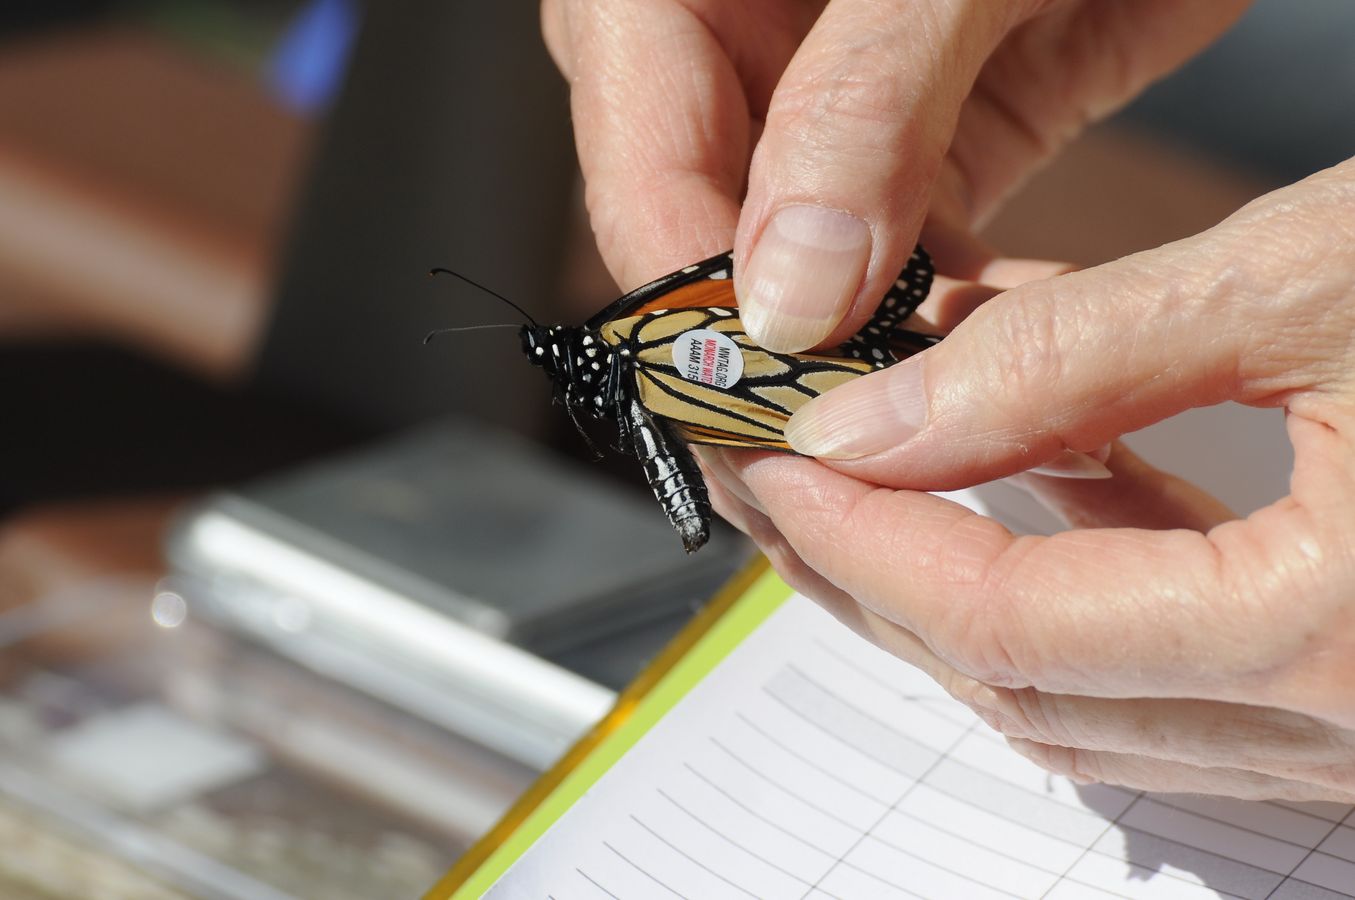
[672,329,744,389]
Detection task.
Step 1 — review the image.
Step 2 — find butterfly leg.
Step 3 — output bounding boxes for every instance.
[621,395,711,553]
[606,353,635,455]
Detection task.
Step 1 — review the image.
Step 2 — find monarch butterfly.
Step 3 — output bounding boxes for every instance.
[514,247,939,553]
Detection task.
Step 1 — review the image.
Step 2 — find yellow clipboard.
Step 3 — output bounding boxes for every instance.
[425,555,781,898]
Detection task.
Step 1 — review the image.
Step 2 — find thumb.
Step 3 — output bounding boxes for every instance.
[733,0,1025,353]
[781,170,1355,487]
[733,0,1247,355]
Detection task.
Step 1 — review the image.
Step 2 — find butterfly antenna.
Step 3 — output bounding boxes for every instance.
[429,267,539,326]
[422,323,521,344]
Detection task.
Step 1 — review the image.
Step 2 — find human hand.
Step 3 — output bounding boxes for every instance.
[701,158,1355,801]
[542,0,1247,332]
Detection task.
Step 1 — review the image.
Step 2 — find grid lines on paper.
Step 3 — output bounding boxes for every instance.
[495,596,1355,900]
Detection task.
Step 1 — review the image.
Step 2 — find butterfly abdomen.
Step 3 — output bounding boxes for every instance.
[622,396,710,552]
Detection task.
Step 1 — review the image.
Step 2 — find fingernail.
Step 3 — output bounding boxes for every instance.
[784,358,926,459]
[1028,447,1113,480]
[739,205,870,353]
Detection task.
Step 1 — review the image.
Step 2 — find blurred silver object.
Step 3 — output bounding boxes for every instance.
[0,575,531,900]
[168,422,747,769]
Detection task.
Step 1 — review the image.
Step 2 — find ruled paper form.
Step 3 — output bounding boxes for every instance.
[488,595,1355,899]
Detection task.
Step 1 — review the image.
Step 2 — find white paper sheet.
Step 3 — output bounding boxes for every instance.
[487,591,1354,899]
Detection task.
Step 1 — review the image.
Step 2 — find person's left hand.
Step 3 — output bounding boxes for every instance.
[698,164,1355,801]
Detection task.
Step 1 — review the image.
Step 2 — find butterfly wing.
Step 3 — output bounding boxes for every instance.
[838,245,938,366]
[584,251,735,329]
[602,308,875,453]
[587,243,932,329]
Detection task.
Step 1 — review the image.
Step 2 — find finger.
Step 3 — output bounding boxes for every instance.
[735,1,1248,354]
[908,232,1077,334]
[734,0,1027,352]
[726,461,1355,801]
[914,218,1077,290]
[968,686,1355,795]
[540,0,570,75]
[914,275,1002,335]
[704,455,867,623]
[976,257,1078,290]
[551,0,749,287]
[945,1,1249,226]
[706,450,962,670]
[782,164,1355,483]
[695,446,766,516]
[723,451,1339,706]
[913,217,996,284]
[714,454,1354,798]
[1006,738,1355,804]
[1009,440,1235,531]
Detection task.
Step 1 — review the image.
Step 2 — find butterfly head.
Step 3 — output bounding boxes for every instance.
[520,324,570,380]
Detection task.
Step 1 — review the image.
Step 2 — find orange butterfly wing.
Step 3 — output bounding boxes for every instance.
[585,252,735,328]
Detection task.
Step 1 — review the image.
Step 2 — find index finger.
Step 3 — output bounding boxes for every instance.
[546,0,749,288]
[719,448,1332,710]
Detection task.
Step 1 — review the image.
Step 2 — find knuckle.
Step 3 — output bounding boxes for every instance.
[1313,746,1355,795]
[943,677,1002,728]
[980,685,1085,754]
[766,56,911,162]
[1010,738,1089,782]
[949,535,1058,689]
[1199,174,1355,390]
[902,516,1035,686]
[581,180,626,266]
[1208,519,1352,689]
[1060,747,1106,784]
[775,68,893,129]
[981,294,1069,421]
[1005,687,1074,746]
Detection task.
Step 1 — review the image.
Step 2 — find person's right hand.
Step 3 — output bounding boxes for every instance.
[542,0,1249,348]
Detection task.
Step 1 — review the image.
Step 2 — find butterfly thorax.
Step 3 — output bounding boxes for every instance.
[520,324,623,418]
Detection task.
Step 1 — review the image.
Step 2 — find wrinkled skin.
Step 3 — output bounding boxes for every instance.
[545,0,1355,801]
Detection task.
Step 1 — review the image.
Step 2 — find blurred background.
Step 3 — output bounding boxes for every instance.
[0,1,1351,897]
